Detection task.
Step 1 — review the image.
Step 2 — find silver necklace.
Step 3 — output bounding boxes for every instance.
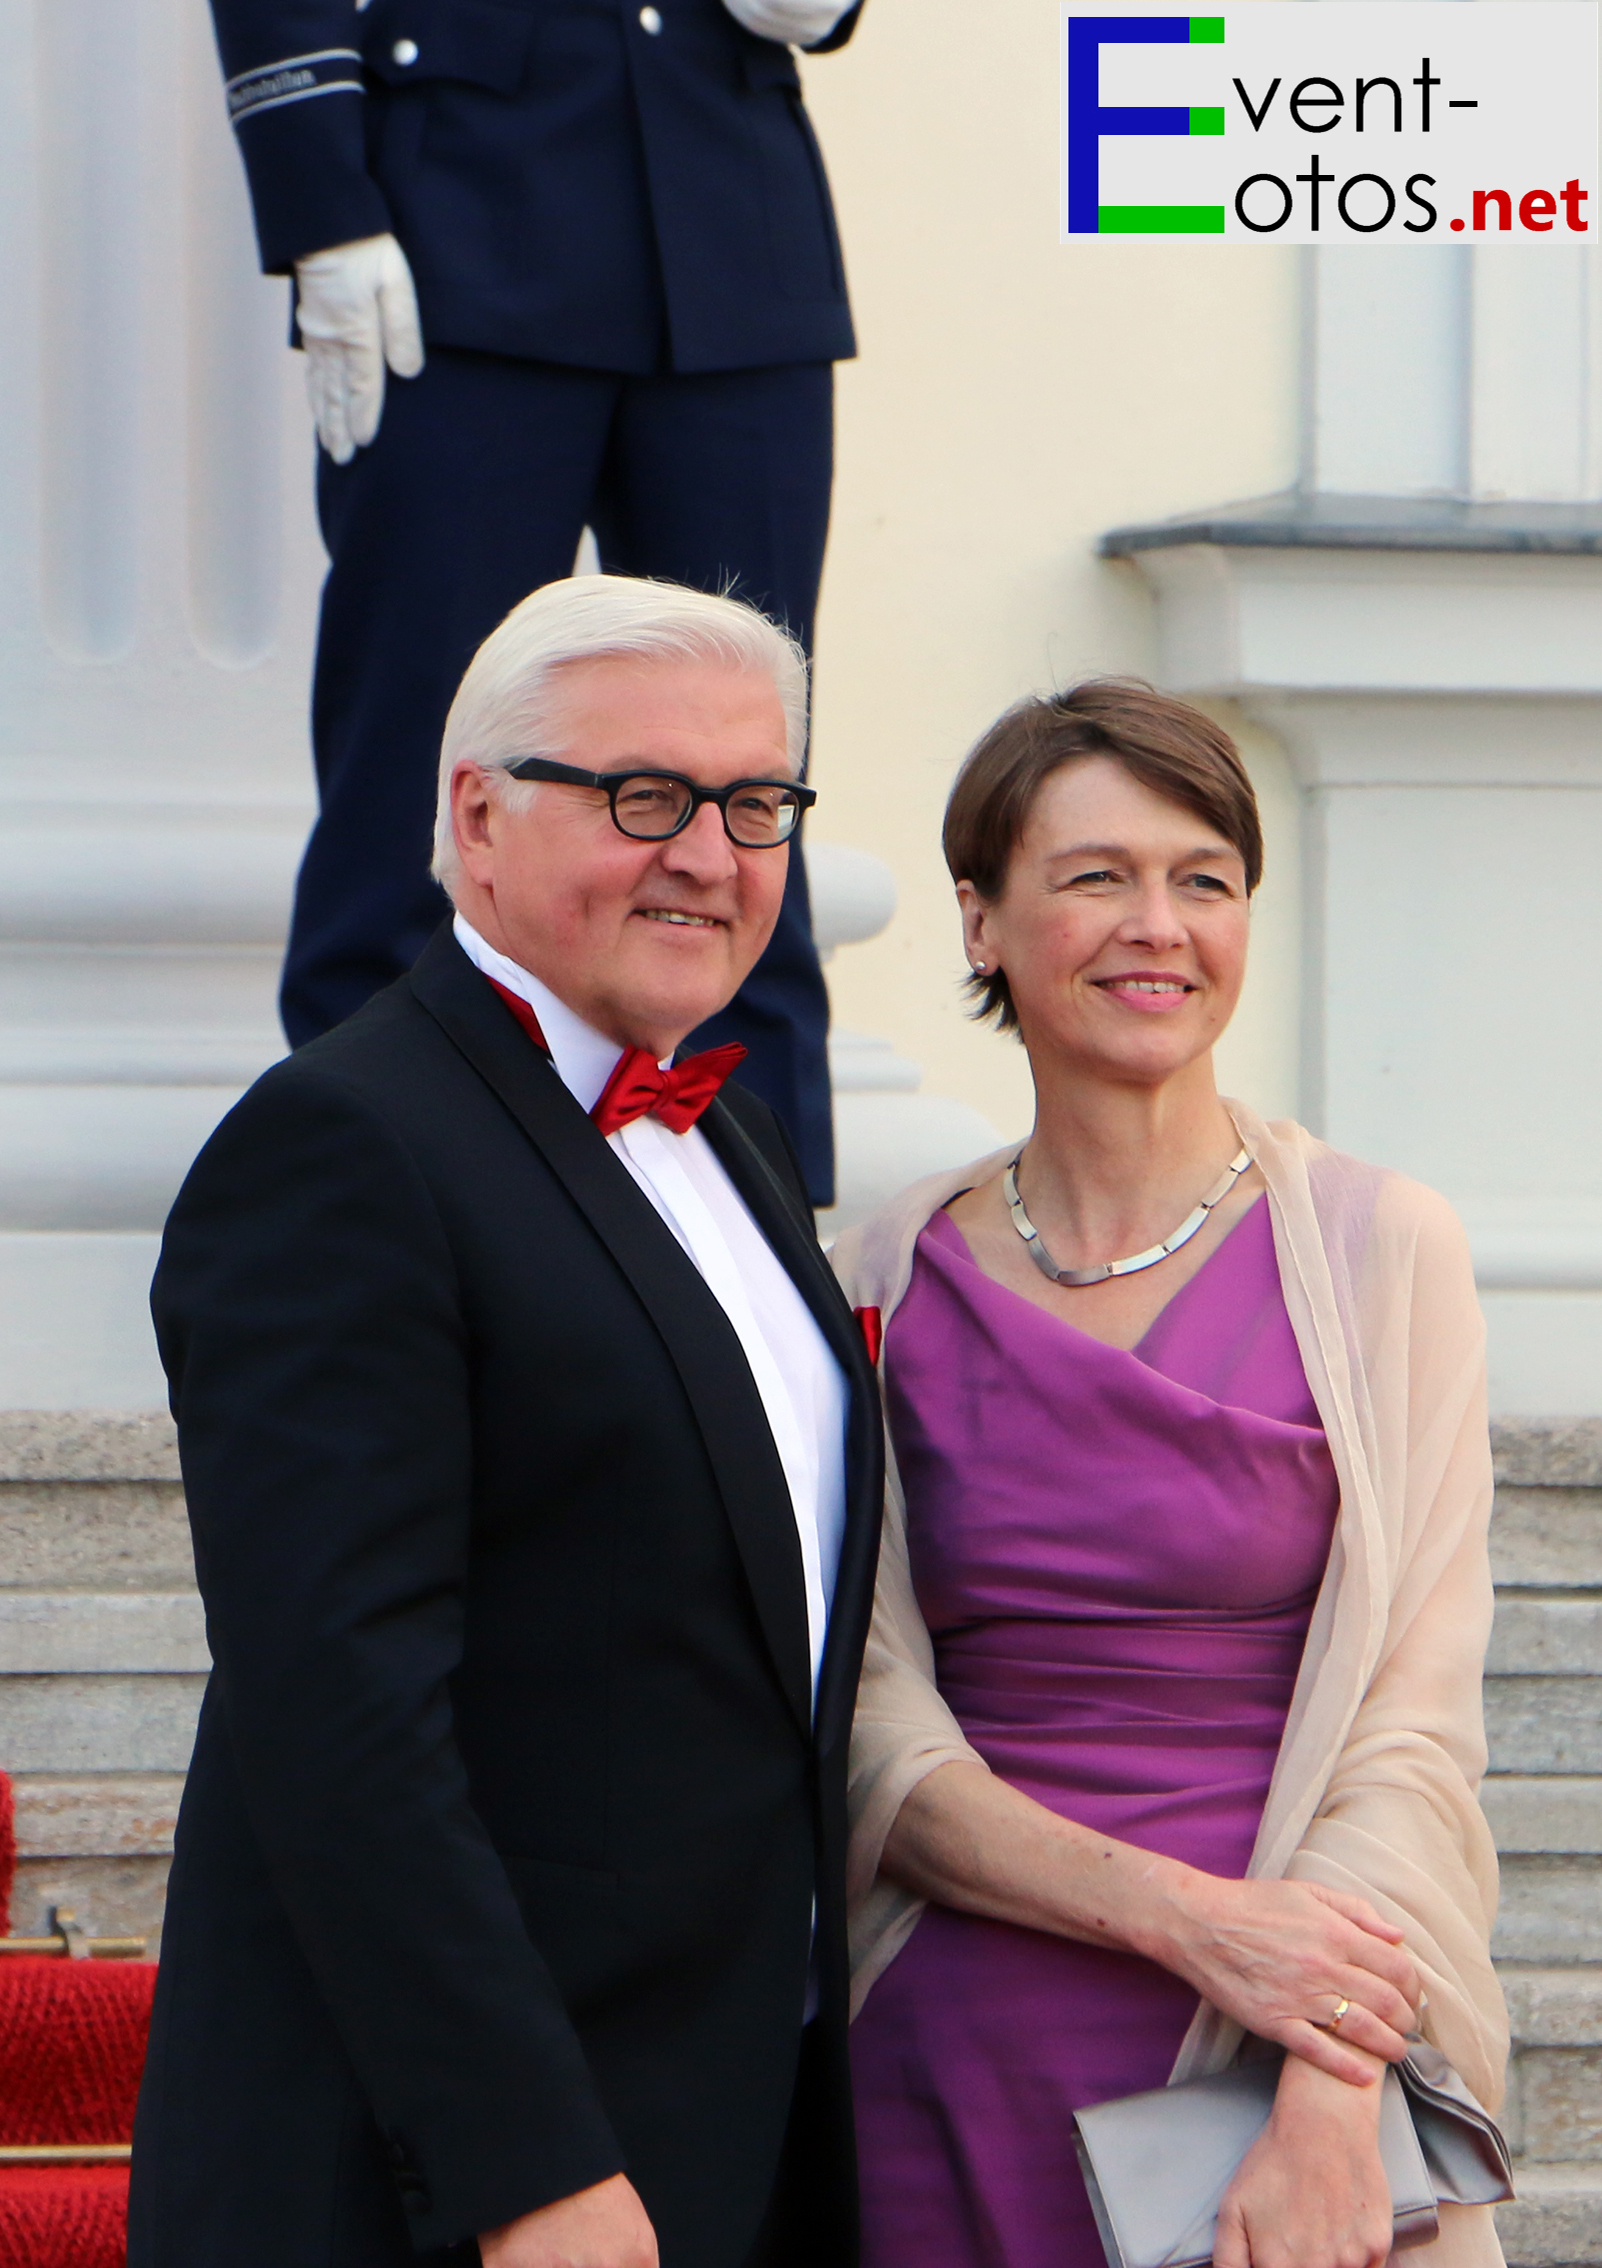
[1003,1146,1253,1288]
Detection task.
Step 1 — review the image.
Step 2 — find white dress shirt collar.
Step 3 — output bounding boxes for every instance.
[453,911,665,1115]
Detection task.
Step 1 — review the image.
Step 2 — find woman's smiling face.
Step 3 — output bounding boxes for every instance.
[959,754,1252,1089]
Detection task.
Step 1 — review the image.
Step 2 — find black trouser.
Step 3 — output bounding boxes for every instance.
[291,346,838,1202]
[744,2023,854,2268]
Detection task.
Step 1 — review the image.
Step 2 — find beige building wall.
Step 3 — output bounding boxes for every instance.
[802,3,1304,1143]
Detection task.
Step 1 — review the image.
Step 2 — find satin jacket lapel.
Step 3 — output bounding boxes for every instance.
[408,933,814,1737]
[699,1098,884,1756]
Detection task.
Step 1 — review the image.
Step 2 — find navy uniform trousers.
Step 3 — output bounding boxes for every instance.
[295,346,837,1196]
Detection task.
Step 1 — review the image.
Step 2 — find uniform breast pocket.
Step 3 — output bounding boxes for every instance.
[362,0,536,93]
[361,0,537,195]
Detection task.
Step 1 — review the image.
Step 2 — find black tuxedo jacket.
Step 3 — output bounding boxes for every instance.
[211,0,863,373]
[129,927,882,2268]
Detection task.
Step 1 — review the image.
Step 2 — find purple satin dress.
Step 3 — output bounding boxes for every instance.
[850,1197,1340,2268]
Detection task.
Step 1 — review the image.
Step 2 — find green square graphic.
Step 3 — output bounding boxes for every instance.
[1189,106,1225,134]
[1188,17,1225,40]
[1098,205,1228,234]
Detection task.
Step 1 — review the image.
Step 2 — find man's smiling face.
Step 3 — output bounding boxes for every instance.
[449,651,795,1056]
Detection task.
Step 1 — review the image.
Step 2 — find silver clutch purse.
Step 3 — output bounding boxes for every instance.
[1072,2040,1514,2268]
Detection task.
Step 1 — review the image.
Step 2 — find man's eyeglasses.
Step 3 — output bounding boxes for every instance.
[504,758,815,847]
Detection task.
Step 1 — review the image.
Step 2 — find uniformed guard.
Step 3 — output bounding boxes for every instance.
[209,0,864,1203]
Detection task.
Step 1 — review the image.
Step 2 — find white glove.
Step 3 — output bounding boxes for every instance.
[294,233,425,465]
[720,0,853,44]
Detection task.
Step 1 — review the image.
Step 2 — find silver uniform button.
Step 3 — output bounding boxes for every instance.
[391,36,419,63]
[639,6,663,30]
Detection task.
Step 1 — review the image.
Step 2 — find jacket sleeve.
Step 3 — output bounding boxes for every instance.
[152,1066,624,2248]
[208,0,392,271]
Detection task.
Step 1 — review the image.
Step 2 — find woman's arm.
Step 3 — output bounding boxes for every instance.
[884,1761,1422,2085]
[1197,1179,1505,2266]
[1280,1176,1506,2110]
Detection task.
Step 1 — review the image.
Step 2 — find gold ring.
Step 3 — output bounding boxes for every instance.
[1328,1996,1352,2033]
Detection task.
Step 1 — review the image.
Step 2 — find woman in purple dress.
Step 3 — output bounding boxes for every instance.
[832,684,1506,2268]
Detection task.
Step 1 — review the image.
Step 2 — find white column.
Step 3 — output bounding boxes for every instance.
[807,844,1003,1236]
[1304,240,1602,503]
[1303,245,1469,496]
[1470,246,1602,501]
[0,0,321,1407]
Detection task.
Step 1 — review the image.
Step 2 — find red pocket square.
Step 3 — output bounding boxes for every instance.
[854,1306,883,1367]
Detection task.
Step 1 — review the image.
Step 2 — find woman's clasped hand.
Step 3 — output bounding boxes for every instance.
[1143,1869,1421,2081]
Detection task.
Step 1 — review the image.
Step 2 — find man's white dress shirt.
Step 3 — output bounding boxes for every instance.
[454,915,848,1703]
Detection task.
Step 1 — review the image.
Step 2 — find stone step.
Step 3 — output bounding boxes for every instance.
[1500,1966,1602,2164]
[1491,1487,1602,1592]
[1487,1680,1602,1776]
[1491,1593,1602,1675]
[5,1855,173,1955]
[0,1411,192,1593]
[1503,1967,1602,2048]
[0,1671,205,1774]
[0,1590,208,1671]
[11,1772,184,1858]
[1502,1963,1602,2168]
[1494,1423,1602,1494]
[0,1482,194,1590]
[1509,2052,1602,2166]
[0,1413,180,1490]
[4,1771,183,1959]
[1485,1778,1602,1854]
[1499,1963,1602,2168]
[1496,2164,1602,2268]
[1495,1857,1602,1965]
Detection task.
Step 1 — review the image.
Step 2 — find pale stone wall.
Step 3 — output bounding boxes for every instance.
[801,5,1302,1142]
[805,12,1602,1417]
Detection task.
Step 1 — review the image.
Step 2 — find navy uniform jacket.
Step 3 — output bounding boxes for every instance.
[211,0,862,372]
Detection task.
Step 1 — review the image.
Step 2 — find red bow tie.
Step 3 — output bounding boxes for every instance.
[486,977,746,1136]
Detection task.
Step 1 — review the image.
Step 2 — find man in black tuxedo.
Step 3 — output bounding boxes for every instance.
[130,575,882,2268]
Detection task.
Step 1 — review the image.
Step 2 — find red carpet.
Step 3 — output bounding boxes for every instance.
[0,1775,154,2267]
[0,2167,131,2268]
[0,1961,156,2147]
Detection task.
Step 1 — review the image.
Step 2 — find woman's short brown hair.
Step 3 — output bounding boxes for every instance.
[942,678,1263,1032]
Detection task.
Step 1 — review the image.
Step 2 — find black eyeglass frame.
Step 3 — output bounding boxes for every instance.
[502,757,816,846]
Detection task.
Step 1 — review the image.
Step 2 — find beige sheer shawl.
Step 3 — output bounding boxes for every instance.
[831,1101,1508,2268]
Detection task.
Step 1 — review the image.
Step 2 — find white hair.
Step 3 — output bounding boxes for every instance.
[431,574,810,895]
